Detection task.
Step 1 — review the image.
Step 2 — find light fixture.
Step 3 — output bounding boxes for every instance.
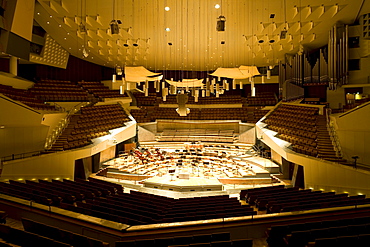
[116,66,122,75]
[216,15,226,31]
[215,4,220,9]
[110,20,119,34]
[165,27,170,32]
[165,6,170,11]
[82,48,89,58]
[79,23,87,33]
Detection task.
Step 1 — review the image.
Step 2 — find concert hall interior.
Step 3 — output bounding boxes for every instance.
[1,0,370,246]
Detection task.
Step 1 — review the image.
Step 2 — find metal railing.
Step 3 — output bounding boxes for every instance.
[326,108,343,158]
[1,151,42,163]
[44,102,89,150]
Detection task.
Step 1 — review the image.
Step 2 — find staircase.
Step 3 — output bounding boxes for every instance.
[315,115,346,163]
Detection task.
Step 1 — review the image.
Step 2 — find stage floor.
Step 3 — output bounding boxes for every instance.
[143,175,223,192]
[102,142,282,193]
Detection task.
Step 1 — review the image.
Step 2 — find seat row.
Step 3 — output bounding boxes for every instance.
[115,232,232,247]
[266,215,370,247]
[22,218,108,247]
[0,223,71,247]
[241,185,370,213]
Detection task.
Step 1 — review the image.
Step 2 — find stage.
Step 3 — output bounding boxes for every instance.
[102,142,281,192]
[143,175,223,192]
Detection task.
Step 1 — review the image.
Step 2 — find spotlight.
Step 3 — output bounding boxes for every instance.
[216,15,226,32]
[133,43,138,47]
[280,30,287,39]
[221,41,225,44]
[110,20,119,34]
[168,42,173,46]
[123,44,129,47]
[82,48,89,58]
[116,66,122,75]
[79,23,86,33]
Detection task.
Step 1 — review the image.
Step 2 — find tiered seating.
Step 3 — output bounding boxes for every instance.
[264,104,346,163]
[266,216,370,247]
[246,92,277,106]
[70,191,255,225]
[116,232,253,247]
[158,94,245,105]
[0,178,255,226]
[50,104,130,151]
[22,218,109,247]
[133,92,158,106]
[130,107,152,123]
[131,106,268,124]
[151,107,201,120]
[0,84,57,111]
[241,185,370,214]
[159,129,235,143]
[0,223,72,247]
[131,92,271,124]
[29,79,89,102]
[0,178,123,206]
[79,81,127,100]
[198,108,248,121]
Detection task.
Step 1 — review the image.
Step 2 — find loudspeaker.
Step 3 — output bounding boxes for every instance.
[216,20,225,31]
[280,30,287,39]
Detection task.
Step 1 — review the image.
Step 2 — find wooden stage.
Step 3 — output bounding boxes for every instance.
[102,142,280,192]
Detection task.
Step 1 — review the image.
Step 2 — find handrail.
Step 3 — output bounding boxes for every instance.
[0,151,42,163]
[326,108,343,158]
[0,94,41,115]
[44,102,89,150]
[339,101,370,118]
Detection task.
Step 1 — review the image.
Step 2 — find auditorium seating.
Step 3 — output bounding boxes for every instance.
[50,104,130,151]
[0,83,58,111]
[240,185,370,214]
[22,218,109,247]
[266,216,370,247]
[0,179,255,226]
[29,79,90,102]
[0,222,72,246]
[79,81,127,100]
[263,104,346,163]
[131,106,269,124]
[246,92,277,106]
[130,92,272,124]
[158,129,236,143]
[115,232,252,247]
[157,94,245,105]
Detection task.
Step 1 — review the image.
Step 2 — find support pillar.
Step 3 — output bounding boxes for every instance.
[9,56,18,76]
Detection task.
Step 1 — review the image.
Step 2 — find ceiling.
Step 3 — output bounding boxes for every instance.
[34,0,366,71]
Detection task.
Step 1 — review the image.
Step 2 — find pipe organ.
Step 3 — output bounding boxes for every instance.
[279,23,348,92]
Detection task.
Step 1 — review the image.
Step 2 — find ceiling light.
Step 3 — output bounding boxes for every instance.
[110,20,119,34]
[215,4,220,9]
[46,21,49,24]
[165,6,170,11]
[79,23,87,33]
[216,15,226,31]
[165,27,170,32]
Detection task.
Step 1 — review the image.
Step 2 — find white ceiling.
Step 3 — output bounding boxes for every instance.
[34,0,366,71]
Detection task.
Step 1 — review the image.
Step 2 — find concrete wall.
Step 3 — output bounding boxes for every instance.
[1,122,136,180]
[256,120,370,196]
[332,103,370,165]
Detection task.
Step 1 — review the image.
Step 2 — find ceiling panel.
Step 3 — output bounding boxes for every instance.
[34,0,364,71]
